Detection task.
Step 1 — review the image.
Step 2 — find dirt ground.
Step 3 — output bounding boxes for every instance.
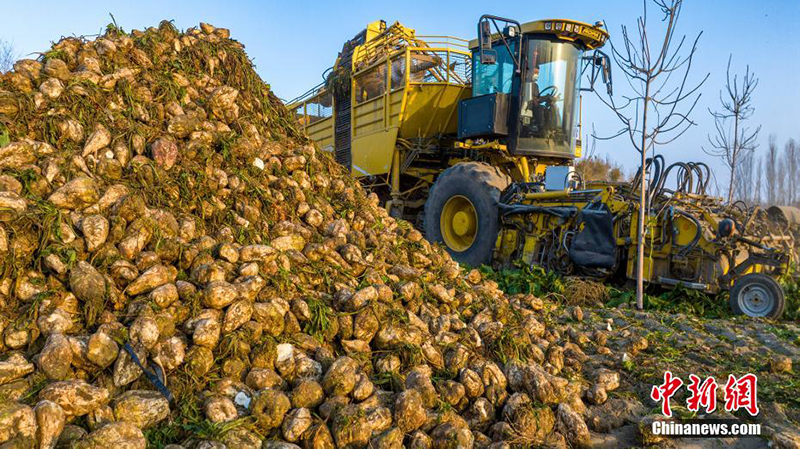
[546,301,800,448]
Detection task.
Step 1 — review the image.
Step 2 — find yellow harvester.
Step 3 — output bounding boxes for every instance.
[289,16,793,318]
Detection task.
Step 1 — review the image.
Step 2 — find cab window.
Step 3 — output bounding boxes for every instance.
[472,41,516,96]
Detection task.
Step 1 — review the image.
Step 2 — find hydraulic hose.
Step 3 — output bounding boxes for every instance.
[654,162,691,199]
[631,155,664,206]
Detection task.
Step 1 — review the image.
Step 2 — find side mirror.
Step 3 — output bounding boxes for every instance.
[480,21,492,50]
[479,21,496,65]
[592,51,613,96]
[477,15,521,71]
[601,55,613,95]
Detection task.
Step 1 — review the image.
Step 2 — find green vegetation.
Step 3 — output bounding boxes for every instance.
[483,264,800,322]
[607,285,731,319]
[480,263,564,298]
[0,125,9,147]
[304,296,335,342]
[485,324,534,364]
[782,277,800,321]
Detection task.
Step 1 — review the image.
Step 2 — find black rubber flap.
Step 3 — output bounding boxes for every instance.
[569,203,616,269]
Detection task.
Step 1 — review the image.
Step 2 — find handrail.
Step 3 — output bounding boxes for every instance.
[416,35,469,49]
[287,81,328,106]
[350,49,471,87]
[288,27,472,107]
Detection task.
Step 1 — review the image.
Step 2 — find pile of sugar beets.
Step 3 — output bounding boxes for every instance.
[0,21,627,449]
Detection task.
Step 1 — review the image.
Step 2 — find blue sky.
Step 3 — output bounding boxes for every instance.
[3,0,799,190]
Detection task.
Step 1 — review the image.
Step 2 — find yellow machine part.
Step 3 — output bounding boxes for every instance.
[467,18,609,50]
[493,184,787,294]
[440,195,479,251]
[290,22,472,179]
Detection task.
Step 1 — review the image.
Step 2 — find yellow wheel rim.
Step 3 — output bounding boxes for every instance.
[440,195,478,252]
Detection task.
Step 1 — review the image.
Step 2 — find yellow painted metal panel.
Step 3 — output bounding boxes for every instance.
[306,116,334,152]
[673,215,699,246]
[388,90,404,127]
[399,84,470,138]
[353,97,386,136]
[351,128,399,177]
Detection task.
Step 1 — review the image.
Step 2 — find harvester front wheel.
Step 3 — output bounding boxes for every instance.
[424,162,510,266]
[729,273,785,319]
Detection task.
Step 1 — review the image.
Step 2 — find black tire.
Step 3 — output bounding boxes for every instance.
[424,162,510,266]
[729,273,785,319]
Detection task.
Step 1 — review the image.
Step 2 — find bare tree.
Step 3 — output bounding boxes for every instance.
[765,135,778,205]
[784,138,798,206]
[734,149,755,203]
[702,55,761,204]
[0,39,17,73]
[595,0,708,310]
[755,155,763,205]
[777,163,787,205]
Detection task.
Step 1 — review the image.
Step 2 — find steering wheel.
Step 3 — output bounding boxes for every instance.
[538,85,558,97]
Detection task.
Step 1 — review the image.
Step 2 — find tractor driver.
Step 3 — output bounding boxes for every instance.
[520,47,562,139]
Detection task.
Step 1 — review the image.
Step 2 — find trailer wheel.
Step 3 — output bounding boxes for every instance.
[729,273,785,319]
[424,162,510,266]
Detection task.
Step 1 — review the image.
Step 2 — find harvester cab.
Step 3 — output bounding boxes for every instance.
[460,15,612,165]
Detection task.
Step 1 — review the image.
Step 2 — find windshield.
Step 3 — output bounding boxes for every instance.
[518,37,583,157]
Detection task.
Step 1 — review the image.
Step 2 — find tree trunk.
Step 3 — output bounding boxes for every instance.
[636,85,650,311]
[727,113,740,204]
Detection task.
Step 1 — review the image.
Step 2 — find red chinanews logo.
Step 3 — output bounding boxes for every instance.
[686,374,717,414]
[651,371,759,417]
